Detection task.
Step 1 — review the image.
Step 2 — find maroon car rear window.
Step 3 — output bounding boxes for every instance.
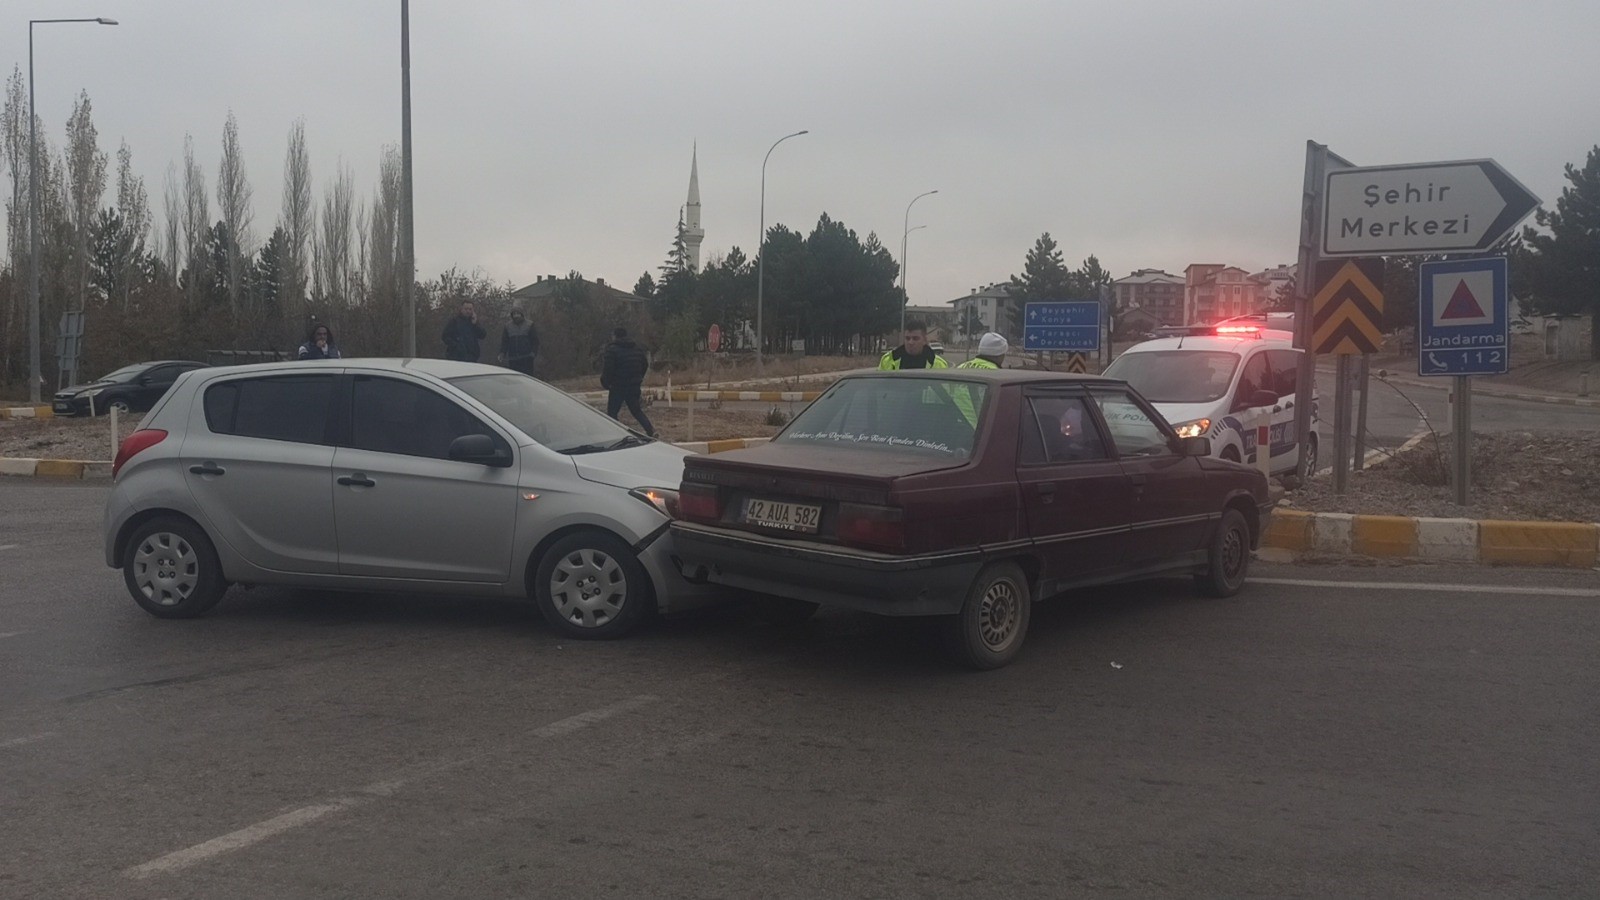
[776,378,983,459]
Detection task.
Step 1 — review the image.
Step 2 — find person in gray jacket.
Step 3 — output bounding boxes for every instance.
[498,308,540,375]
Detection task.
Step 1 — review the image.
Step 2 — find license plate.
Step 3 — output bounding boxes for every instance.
[52,402,72,413]
[743,498,821,534]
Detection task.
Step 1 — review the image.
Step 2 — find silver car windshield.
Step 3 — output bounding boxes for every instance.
[448,373,640,453]
[1103,350,1240,403]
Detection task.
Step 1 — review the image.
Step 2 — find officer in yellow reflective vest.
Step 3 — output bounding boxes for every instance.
[952,332,1008,425]
[878,320,949,371]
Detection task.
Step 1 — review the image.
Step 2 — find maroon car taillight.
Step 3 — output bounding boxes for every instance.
[113,429,168,478]
[836,503,905,553]
[678,483,722,522]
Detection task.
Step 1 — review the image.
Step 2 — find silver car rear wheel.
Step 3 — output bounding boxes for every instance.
[123,517,227,618]
[534,531,653,640]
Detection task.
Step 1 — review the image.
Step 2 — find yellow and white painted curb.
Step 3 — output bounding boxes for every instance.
[0,405,54,419]
[0,458,110,479]
[1262,509,1600,569]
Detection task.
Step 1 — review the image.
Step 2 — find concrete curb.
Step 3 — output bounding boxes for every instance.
[1316,364,1597,409]
[1262,509,1600,569]
[0,405,54,419]
[0,458,111,479]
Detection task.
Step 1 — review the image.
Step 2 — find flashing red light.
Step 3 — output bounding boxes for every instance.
[1214,325,1262,336]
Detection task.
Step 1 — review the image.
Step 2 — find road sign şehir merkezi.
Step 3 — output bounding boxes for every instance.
[1310,259,1384,355]
[1417,257,1508,377]
[1322,159,1539,257]
[1022,302,1100,352]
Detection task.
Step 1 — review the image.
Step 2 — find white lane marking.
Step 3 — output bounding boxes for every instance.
[124,694,659,879]
[125,800,361,879]
[0,731,58,749]
[1253,577,1600,598]
[0,631,26,639]
[0,543,20,551]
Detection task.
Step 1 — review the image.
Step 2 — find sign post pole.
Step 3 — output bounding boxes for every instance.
[1332,355,1352,494]
[1453,375,1471,506]
[1353,354,1370,471]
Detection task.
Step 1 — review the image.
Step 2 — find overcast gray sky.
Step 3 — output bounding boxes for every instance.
[5,0,1597,307]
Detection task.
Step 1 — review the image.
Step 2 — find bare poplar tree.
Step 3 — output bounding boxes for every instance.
[114,141,150,310]
[2,67,28,375]
[182,135,210,309]
[65,91,108,311]
[366,144,402,309]
[316,160,355,308]
[216,111,253,310]
[279,118,313,321]
[161,162,181,283]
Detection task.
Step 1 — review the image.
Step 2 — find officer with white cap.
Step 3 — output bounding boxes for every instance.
[958,332,1008,370]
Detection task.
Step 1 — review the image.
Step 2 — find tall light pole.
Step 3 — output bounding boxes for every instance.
[399,0,416,357]
[28,16,117,404]
[755,129,807,375]
[898,189,938,336]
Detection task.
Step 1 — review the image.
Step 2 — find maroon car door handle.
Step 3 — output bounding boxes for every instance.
[1036,483,1056,503]
[1128,474,1148,485]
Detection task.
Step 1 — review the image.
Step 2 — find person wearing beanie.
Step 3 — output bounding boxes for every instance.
[958,332,1008,370]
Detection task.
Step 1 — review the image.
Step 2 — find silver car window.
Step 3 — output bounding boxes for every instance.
[448,373,632,452]
[204,375,336,444]
[350,376,500,460]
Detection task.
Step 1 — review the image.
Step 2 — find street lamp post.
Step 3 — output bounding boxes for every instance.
[400,0,416,357]
[28,16,117,404]
[898,189,938,336]
[755,129,807,375]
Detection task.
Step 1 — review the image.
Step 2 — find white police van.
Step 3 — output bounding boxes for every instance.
[1102,324,1318,478]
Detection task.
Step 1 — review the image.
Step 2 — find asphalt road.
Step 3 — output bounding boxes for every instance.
[3,481,1598,899]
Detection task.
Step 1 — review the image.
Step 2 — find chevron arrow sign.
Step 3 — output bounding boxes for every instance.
[1311,258,1385,355]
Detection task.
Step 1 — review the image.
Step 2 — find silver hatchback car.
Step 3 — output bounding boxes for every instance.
[104,358,719,638]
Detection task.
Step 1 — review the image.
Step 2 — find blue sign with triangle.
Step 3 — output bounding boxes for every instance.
[1417,257,1508,376]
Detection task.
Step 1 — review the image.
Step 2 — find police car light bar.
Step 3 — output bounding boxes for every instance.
[1214,325,1263,337]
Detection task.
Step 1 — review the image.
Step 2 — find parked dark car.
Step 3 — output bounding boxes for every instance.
[670,369,1274,669]
[52,360,208,417]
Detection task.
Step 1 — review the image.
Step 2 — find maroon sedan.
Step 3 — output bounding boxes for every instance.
[670,369,1274,669]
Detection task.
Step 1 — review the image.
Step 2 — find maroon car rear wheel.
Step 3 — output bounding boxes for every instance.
[943,561,1031,671]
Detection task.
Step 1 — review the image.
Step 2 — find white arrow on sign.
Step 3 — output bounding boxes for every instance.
[1322,159,1539,257]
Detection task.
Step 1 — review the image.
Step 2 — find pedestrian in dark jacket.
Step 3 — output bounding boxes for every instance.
[600,327,655,437]
[498,308,540,376]
[298,324,342,360]
[441,301,487,362]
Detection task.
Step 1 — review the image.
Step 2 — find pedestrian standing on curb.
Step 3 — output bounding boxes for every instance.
[441,300,487,362]
[298,324,342,360]
[601,327,656,437]
[498,308,540,376]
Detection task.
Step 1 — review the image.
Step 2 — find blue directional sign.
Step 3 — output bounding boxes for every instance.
[1023,301,1101,352]
[1417,257,1508,377]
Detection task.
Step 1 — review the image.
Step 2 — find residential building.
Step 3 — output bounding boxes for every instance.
[1253,263,1297,309]
[1184,264,1267,324]
[946,283,1018,340]
[510,274,645,305]
[1112,269,1185,327]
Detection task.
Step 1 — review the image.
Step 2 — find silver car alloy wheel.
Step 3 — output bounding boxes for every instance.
[549,547,628,628]
[132,531,200,607]
[978,579,1022,651]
